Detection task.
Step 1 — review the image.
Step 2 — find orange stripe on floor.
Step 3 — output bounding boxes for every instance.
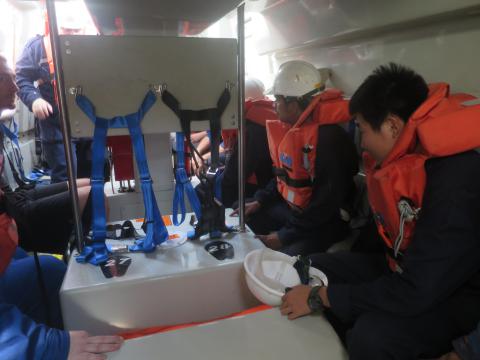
[120,305,272,340]
[135,215,173,226]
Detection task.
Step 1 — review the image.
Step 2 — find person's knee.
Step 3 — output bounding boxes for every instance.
[76,178,90,188]
[347,313,398,360]
[347,315,383,359]
[78,186,91,215]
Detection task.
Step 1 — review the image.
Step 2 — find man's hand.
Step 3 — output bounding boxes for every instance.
[256,232,282,250]
[68,331,123,360]
[191,155,205,177]
[231,200,261,217]
[280,285,312,320]
[32,98,53,120]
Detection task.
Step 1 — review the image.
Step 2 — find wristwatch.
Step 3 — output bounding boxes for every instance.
[307,285,324,312]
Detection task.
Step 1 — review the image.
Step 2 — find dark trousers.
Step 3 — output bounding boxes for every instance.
[5,182,92,254]
[247,200,348,256]
[310,252,460,359]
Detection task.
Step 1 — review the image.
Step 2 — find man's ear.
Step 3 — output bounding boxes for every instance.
[386,114,405,139]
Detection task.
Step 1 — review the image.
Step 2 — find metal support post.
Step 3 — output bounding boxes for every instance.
[45,0,84,252]
[237,3,246,231]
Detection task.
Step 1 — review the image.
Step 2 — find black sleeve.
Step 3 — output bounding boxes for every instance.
[245,123,273,189]
[278,125,358,244]
[254,177,281,205]
[327,151,480,322]
[223,122,272,187]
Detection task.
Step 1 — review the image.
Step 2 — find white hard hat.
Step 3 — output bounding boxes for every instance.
[245,77,265,100]
[243,248,328,306]
[270,60,323,98]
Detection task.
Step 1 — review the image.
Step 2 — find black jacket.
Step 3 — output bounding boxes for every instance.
[328,150,480,333]
[254,124,359,245]
[221,121,274,207]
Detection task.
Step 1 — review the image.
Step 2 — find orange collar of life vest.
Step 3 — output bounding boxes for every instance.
[292,88,346,129]
[377,82,480,168]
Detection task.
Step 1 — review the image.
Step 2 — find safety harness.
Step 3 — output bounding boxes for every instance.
[162,88,232,239]
[75,90,169,265]
[172,132,201,226]
[0,119,36,189]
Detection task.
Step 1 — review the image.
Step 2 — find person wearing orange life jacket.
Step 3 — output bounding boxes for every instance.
[239,61,358,256]
[0,55,123,360]
[221,78,277,207]
[281,63,480,360]
[15,14,86,183]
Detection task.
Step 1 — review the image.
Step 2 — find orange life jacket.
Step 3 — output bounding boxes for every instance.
[42,14,59,108]
[365,83,480,273]
[43,10,55,77]
[42,35,55,77]
[0,213,19,275]
[267,89,351,209]
[222,99,277,185]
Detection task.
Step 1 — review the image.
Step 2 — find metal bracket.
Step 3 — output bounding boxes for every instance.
[225,80,236,91]
[149,83,167,94]
[68,86,83,96]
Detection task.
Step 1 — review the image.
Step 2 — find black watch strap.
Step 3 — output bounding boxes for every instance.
[307,285,324,312]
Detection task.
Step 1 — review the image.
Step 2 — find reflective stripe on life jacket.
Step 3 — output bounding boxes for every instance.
[0,213,18,275]
[365,83,480,273]
[267,89,351,209]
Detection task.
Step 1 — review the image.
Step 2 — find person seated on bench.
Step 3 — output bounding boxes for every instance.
[281,63,480,359]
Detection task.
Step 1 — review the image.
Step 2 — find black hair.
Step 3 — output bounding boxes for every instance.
[349,63,428,130]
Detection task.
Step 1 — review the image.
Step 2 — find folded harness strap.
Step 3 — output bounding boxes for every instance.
[162,89,231,239]
[172,132,202,225]
[75,91,168,265]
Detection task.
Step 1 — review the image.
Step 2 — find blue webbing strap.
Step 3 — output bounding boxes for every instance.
[162,89,232,239]
[75,91,168,265]
[126,105,169,252]
[172,132,202,225]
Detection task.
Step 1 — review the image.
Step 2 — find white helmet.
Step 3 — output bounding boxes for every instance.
[245,77,265,100]
[244,248,328,306]
[271,60,323,98]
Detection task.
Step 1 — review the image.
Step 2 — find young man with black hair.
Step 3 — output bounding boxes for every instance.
[281,63,480,359]
[234,61,358,256]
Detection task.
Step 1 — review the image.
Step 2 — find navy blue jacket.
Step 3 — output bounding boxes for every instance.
[15,35,62,142]
[328,151,480,333]
[254,124,358,245]
[0,299,69,360]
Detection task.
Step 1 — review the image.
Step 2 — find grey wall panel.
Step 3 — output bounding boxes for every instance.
[252,0,480,97]
[60,35,238,137]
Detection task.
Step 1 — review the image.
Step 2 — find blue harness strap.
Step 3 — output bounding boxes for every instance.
[75,91,168,265]
[172,132,201,225]
[162,89,233,240]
